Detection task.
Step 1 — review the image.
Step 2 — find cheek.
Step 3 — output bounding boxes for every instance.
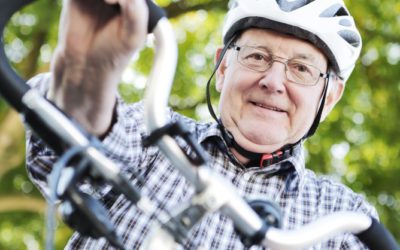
[218,79,247,117]
[219,74,242,100]
[219,83,238,113]
[218,66,262,112]
[289,87,322,119]
[225,71,255,95]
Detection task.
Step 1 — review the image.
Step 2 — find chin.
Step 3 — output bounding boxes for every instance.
[244,127,287,144]
[253,138,285,149]
[239,132,287,152]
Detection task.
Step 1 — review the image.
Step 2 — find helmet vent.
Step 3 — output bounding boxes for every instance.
[338,30,361,47]
[339,19,352,27]
[228,0,239,9]
[320,4,349,17]
[275,0,315,12]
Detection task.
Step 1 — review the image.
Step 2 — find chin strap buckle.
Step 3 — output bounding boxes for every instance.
[259,151,283,168]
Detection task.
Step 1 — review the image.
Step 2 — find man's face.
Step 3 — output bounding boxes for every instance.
[216,28,330,154]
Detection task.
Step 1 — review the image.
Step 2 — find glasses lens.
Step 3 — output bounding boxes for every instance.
[237,46,271,72]
[235,46,322,85]
[286,60,319,85]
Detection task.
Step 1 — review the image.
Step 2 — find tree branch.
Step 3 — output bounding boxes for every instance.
[0,110,25,177]
[0,196,46,214]
[164,0,229,19]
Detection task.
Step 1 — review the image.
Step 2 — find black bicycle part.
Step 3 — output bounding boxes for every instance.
[145,0,166,33]
[248,199,283,229]
[356,217,399,250]
[161,203,208,244]
[57,163,125,250]
[236,199,282,247]
[0,0,32,112]
[59,192,125,250]
[143,121,208,166]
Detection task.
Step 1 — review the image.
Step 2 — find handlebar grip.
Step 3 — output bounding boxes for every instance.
[357,217,399,250]
[146,0,166,33]
[0,0,32,27]
[0,0,33,112]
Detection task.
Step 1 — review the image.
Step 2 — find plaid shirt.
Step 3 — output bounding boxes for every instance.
[26,73,377,249]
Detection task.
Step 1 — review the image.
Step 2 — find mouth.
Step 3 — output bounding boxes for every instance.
[251,101,285,113]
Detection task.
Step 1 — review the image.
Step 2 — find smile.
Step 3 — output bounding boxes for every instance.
[251,102,285,112]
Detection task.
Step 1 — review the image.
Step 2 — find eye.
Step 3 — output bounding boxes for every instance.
[246,53,266,61]
[237,47,272,71]
[242,50,271,65]
[290,62,312,74]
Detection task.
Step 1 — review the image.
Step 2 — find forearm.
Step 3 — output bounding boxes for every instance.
[48,49,122,136]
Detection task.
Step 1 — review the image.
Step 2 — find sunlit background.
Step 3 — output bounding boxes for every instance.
[0,0,399,248]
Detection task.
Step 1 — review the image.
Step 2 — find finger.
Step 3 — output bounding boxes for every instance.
[104,0,119,4]
[119,0,149,50]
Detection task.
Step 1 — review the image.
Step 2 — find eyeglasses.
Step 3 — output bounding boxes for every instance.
[230,45,329,86]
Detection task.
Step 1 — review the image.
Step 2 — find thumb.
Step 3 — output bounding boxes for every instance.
[119,0,149,51]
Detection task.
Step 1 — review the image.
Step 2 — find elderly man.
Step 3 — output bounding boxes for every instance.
[27,0,377,249]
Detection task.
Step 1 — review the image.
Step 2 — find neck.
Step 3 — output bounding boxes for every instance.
[220,125,300,167]
[231,147,251,164]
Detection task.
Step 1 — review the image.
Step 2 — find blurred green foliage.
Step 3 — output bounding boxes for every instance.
[0,0,399,248]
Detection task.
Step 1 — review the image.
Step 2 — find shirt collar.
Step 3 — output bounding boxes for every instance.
[197,122,306,182]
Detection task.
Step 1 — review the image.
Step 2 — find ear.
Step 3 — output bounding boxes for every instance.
[320,77,345,121]
[215,47,228,92]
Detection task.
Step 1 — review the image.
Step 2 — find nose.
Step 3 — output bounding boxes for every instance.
[258,61,287,93]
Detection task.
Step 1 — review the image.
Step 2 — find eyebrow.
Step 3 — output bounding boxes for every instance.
[239,43,322,66]
[251,45,271,53]
[248,44,318,62]
[292,53,317,63]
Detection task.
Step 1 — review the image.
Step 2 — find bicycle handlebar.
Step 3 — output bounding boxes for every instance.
[0,0,398,249]
[263,212,397,249]
[265,212,371,249]
[141,2,399,249]
[143,166,399,250]
[0,0,166,247]
[0,0,32,112]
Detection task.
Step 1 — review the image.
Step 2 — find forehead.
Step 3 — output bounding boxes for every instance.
[236,29,328,65]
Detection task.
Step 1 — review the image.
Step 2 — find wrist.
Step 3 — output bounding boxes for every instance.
[49,49,121,136]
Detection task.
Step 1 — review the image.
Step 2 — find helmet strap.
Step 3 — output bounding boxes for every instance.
[303,75,330,139]
[206,36,308,167]
[206,35,236,124]
[219,124,301,167]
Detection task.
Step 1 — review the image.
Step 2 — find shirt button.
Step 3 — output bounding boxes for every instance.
[242,173,251,181]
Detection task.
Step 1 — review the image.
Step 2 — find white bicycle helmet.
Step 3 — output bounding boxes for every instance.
[222,0,362,81]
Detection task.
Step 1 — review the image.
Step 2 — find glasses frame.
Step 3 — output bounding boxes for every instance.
[230,45,329,86]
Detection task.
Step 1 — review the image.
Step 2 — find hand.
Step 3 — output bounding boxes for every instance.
[57,0,148,67]
[49,0,149,136]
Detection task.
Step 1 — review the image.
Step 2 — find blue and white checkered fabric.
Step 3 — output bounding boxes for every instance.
[26,73,377,249]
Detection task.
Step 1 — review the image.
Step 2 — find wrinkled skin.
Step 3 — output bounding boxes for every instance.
[48,0,148,136]
[215,29,344,161]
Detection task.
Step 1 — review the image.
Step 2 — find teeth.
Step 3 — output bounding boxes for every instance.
[255,102,281,111]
